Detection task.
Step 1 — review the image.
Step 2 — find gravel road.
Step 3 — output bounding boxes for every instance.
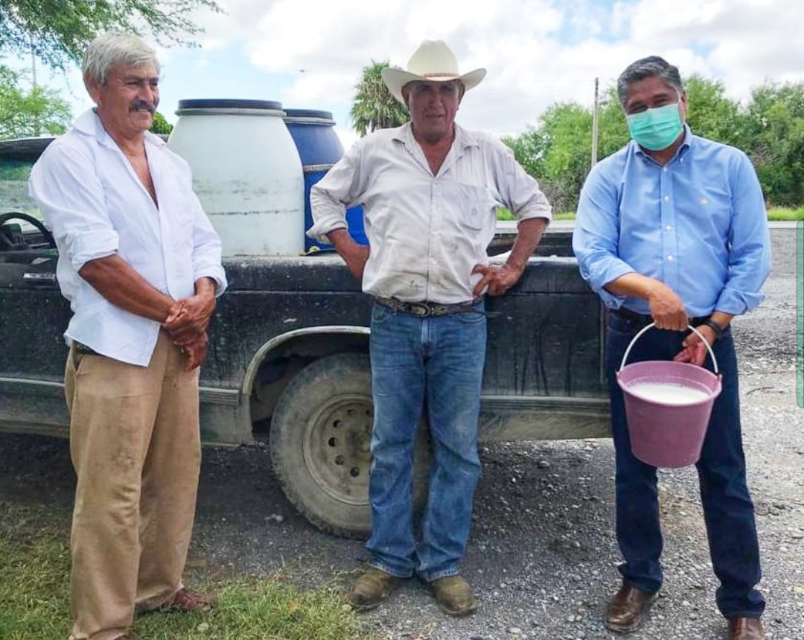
[1,226,801,640]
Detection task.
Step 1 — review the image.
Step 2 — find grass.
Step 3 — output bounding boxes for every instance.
[497,207,804,222]
[767,206,804,221]
[0,505,369,640]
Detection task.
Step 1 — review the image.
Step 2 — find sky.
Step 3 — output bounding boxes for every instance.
[12,0,804,149]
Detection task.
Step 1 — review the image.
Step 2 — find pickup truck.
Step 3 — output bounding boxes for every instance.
[0,136,609,539]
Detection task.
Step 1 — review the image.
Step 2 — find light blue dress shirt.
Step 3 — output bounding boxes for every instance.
[573,126,771,317]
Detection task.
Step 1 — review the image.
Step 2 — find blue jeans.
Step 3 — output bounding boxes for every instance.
[606,314,765,619]
[367,301,486,582]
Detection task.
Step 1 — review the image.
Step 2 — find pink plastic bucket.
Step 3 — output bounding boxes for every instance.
[616,323,722,468]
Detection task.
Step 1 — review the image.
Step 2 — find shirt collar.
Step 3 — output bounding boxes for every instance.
[392,122,479,151]
[71,108,166,151]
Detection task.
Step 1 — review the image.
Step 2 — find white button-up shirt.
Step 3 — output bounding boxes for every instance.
[29,109,227,367]
[309,123,551,304]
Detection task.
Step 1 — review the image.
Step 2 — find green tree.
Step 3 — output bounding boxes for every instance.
[503,98,622,213]
[0,64,71,139]
[350,60,409,137]
[538,103,594,212]
[684,75,744,146]
[0,0,221,70]
[150,111,173,135]
[502,77,760,212]
[501,126,547,178]
[595,87,632,159]
[742,82,804,206]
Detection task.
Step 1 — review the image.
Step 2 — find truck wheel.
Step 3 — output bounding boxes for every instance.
[269,352,431,539]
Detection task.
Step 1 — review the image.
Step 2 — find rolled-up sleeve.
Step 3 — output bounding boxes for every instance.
[572,165,635,309]
[308,141,364,243]
[714,153,771,315]
[29,142,118,271]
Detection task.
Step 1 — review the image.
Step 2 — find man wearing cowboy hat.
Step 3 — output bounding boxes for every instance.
[309,39,551,616]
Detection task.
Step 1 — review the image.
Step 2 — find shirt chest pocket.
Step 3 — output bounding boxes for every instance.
[448,183,498,231]
[696,186,732,233]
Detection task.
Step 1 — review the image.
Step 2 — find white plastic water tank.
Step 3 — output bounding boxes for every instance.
[167,99,305,256]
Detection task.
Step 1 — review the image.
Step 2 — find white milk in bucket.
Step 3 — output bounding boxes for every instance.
[627,382,710,405]
[617,324,722,467]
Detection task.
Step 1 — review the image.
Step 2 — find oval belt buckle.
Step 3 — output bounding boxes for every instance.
[411,302,430,317]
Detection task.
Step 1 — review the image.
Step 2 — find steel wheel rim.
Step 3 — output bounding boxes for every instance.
[302,394,373,507]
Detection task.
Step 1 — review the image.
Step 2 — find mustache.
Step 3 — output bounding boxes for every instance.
[130,100,157,114]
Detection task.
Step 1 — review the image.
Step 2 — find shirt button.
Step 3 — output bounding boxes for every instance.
[665,225,672,231]
[667,255,674,261]
[664,196,670,202]
[663,167,668,172]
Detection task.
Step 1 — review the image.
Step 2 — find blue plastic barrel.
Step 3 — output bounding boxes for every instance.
[283,109,367,251]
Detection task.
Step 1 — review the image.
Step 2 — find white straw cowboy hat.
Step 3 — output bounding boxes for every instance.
[381,40,486,104]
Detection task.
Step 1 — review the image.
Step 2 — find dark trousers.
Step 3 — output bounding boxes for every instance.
[605,314,765,619]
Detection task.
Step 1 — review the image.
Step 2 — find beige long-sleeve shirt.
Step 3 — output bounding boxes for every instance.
[309,123,551,304]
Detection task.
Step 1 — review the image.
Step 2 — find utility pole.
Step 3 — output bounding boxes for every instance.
[30,42,37,88]
[591,77,600,168]
[30,36,41,137]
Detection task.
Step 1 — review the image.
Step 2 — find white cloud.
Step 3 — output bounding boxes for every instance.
[625,0,804,103]
[49,0,800,137]
[283,71,357,108]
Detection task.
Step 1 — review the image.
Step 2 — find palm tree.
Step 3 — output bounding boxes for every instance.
[350,60,409,137]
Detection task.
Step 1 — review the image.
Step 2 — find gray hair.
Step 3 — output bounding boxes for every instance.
[82,32,159,86]
[616,56,683,108]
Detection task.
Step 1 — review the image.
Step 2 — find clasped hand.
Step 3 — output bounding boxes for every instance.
[163,292,216,371]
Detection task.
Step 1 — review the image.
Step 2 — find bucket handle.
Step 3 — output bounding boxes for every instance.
[619,322,719,375]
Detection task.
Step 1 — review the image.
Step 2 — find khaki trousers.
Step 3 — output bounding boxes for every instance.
[65,331,201,640]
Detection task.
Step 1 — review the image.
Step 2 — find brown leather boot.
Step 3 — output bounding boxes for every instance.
[429,575,477,617]
[728,617,765,640]
[347,567,402,611]
[604,583,658,634]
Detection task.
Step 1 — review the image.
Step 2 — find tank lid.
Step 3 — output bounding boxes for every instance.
[283,109,334,120]
[177,99,283,111]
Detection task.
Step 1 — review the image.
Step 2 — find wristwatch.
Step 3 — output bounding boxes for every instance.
[702,319,724,340]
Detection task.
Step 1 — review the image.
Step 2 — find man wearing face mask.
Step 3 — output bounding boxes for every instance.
[573,56,769,640]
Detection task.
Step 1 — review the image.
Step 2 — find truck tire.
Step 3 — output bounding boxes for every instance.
[269,352,431,539]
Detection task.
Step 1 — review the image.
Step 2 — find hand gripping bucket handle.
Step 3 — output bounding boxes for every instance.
[619,323,719,373]
[617,322,722,468]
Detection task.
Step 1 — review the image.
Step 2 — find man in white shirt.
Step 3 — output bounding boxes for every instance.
[309,39,551,616]
[29,33,227,640]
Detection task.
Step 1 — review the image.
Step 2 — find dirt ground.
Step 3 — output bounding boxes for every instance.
[1,226,801,640]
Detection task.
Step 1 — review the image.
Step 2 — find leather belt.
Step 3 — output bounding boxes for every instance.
[610,308,654,326]
[374,297,477,318]
[611,308,711,328]
[72,341,99,355]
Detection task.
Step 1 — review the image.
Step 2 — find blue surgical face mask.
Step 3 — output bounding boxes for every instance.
[626,103,683,151]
